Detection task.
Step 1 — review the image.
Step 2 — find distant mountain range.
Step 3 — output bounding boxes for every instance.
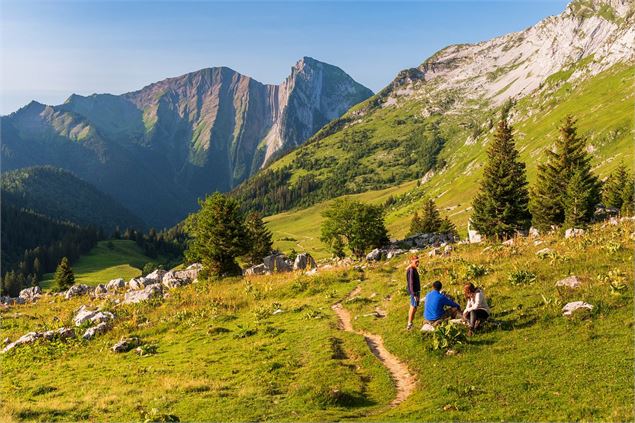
[1,57,373,228]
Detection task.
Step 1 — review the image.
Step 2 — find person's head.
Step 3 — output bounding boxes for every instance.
[432,280,442,291]
[409,255,419,268]
[464,282,477,299]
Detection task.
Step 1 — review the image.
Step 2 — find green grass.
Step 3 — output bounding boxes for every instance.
[41,240,156,289]
[2,220,632,421]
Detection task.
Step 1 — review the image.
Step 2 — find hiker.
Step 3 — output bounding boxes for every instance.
[423,280,460,326]
[462,282,490,336]
[406,255,421,330]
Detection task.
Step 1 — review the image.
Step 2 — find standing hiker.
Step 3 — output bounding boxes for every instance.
[406,255,421,330]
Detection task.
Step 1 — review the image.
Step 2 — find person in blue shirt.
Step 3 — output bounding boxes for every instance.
[423,280,461,326]
[405,255,420,330]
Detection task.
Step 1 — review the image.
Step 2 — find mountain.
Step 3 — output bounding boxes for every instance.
[1,57,373,228]
[1,166,146,231]
[233,0,634,231]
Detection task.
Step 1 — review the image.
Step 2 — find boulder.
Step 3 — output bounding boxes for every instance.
[19,286,42,302]
[562,301,593,316]
[428,248,441,257]
[366,248,382,261]
[386,249,405,259]
[608,217,619,226]
[2,332,42,353]
[123,283,163,305]
[94,284,108,295]
[73,306,114,326]
[65,284,92,299]
[244,264,268,276]
[112,336,141,353]
[106,278,126,291]
[565,228,585,239]
[161,267,199,289]
[42,327,75,341]
[556,275,582,289]
[529,227,540,237]
[536,248,555,258]
[129,277,155,291]
[145,269,167,284]
[82,322,109,340]
[468,229,482,244]
[294,253,317,271]
[263,255,276,271]
[274,255,292,272]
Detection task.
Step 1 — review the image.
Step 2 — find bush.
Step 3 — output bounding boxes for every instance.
[464,263,488,279]
[508,269,537,286]
[430,321,467,351]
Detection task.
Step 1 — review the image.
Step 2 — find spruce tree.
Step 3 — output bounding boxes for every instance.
[438,216,459,239]
[184,193,249,277]
[418,198,443,233]
[564,169,596,228]
[244,211,273,265]
[620,178,634,216]
[407,211,423,236]
[53,257,75,291]
[602,163,629,210]
[471,117,531,239]
[531,115,600,230]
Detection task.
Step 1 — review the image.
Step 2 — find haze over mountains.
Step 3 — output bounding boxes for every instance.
[1,57,372,228]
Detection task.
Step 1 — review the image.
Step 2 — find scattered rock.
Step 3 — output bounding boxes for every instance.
[556,275,582,289]
[529,227,540,237]
[562,301,593,316]
[428,248,441,257]
[420,323,435,332]
[123,283,163,304]
[272,309,284,315]
[106,278,126,291]
[3,337,10,346]
[443,245,453,256]
[19,286,42,302]
[145,269,167,284]
[608,217,619,226]
[0,296,25,305]
[293,253,317,271]
[94,284,108,295]
[536,248,555,258]
[42,327,75,341]
[565,228,585,239]
[112,336,141,353]
[244,264,269,276]
[73,306,114,326]
[502,238,514,246]
[2,332,41,353]
[129,277,155,291]
[386,249,406,259]
[366,248,382,261]
[65,284,92,300]
[82,322,109,340]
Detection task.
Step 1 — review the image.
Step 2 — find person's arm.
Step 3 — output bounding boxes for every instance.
[407,268,414,295]
[463,298,474,315]
[443,294,460,309]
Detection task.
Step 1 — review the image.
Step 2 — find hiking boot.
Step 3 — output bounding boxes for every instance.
[406,322,413,331]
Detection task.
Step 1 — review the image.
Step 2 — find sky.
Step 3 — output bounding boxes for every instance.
[1,0,569,115]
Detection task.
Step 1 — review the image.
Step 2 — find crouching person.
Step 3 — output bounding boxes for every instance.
[423,280,460,328]
[463,282,490,336]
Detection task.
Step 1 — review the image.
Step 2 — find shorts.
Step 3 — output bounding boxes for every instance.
[409,293,420,307]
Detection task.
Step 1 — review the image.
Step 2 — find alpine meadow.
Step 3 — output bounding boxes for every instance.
[1,0,634,422]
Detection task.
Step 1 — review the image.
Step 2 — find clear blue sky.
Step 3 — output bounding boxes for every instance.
[1,0,569,115]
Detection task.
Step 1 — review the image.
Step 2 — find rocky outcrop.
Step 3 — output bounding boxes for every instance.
[107,278,126,291]
[565,228,586,238]
[65,284,92,299]
[2,327,75,353]
[293,253,317,271]
[19,286,41,302]
[112,337,141,353]
[73,305,114,326]
[123,284,163,305]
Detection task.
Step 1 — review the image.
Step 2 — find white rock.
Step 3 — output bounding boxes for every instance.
[366,248,382,261]
[420,323,435,332]
[565,228,585,239]
[562,301,593,316]
[82,322,109,340]
[65,284,92,299]
[145,269,167,284]
[243,264,268,276]
[94,284,107,295]
[536,248,555,258]
[129,277,155,291]
[428,248,441,257]
[443,245,453,255]
[556,275,582,289]
[19,286,42,302]
[112,337,141,353]
[502,238,514,246]
[293,253,318,271]
[529,227,540,237]
[123,283,163,304]
[107,278,126,291]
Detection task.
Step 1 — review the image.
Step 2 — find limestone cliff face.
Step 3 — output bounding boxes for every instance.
[379,0,634,109]
[1,58,372,227]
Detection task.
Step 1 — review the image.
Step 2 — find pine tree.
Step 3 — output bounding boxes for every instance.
[407,211,423,236]
[471,117,531,239]
[419,198,443,233]
[620,177,634,216]
[438,216,459,239]
[184,192,249,277]
[244,211,273,265]
[603,163,629,209]
[53,257,75,291]
[531,115,599,230]
[564,169,596,228]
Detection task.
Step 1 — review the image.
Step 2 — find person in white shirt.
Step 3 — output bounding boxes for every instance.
[462,283,490,336]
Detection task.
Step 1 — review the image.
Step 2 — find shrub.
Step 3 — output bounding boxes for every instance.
[430,321,466,351]
[508,269,537,286]
[464,263,488,279]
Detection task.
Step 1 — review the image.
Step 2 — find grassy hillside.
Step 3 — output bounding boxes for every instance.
[41,240,156,288]
[2,220,632,421]
[261,63,634,254]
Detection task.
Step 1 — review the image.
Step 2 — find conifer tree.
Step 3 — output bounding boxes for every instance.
[564,169,596,228]
[438,216,459,239]
[184,193,249,277]
[407,211,423,236]
[620,178,634,216]
[531,115,600,230]
[33,257,42,279]
[603,163,629,209]
[244,211,273,265]
[53,257,75,291]
[418,198,443,233]
[471,117,531,239]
